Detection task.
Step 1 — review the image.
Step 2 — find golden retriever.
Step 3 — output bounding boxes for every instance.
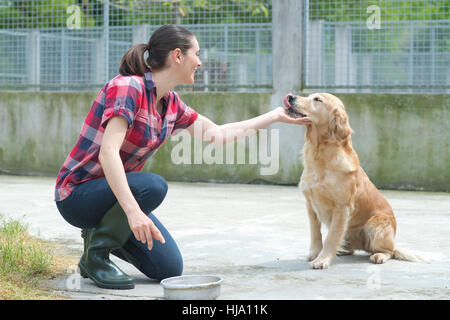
[284,93,423,269]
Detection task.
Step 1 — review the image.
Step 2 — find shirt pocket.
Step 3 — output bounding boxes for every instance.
[129,110,152,147]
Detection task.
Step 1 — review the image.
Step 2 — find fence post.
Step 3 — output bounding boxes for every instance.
[103,0,110,84]
[27,30,40,91]
[270,0,305,180]
[408,23,414,93]
[256,29,260,86]
[271,0,303,101]
[431,25,435,89]
[61,29,68,88]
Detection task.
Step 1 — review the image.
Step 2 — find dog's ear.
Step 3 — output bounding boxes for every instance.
[330,107,353,141]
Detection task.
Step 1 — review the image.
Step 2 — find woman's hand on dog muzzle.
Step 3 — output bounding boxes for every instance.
[273,107,313,125]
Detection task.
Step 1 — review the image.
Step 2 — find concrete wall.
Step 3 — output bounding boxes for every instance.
[340,94,450,192]
[0,91,449,192]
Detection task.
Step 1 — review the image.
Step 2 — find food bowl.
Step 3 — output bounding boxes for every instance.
[160,275,223,300]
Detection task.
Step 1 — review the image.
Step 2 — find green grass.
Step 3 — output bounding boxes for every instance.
[0,215,77,299]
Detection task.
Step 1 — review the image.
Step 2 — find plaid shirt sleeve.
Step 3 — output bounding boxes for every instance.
[171,92,198,135]
[101,76,142,129]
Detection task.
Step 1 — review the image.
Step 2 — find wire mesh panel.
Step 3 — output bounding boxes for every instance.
[0,0,272,91]
[304,0,450,93]
[0,29,28,86]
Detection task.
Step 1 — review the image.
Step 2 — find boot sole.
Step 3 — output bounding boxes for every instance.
[78,263,135,290]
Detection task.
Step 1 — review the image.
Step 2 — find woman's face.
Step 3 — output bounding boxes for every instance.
[179,37,202,85]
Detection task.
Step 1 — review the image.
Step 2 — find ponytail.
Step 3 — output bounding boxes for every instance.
[119,43,148,76]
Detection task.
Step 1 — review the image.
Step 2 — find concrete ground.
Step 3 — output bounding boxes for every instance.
[0,174,449,300]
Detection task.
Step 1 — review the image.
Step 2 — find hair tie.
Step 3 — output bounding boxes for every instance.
[142,44,151,69]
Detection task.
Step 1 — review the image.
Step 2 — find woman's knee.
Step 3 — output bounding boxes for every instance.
[133,246,183,281]
[156,254,183,280]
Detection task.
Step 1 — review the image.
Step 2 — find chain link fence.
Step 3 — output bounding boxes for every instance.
[0,1,449,93]
[0,0,272,91]
[304,0,450,93]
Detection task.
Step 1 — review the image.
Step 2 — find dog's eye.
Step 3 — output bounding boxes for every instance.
[314,97,322,102]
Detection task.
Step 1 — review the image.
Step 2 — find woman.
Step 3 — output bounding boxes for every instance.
[54,24,311,290]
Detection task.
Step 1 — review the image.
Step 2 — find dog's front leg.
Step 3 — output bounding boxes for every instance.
[306,199,322,261]
[311,207,349,269]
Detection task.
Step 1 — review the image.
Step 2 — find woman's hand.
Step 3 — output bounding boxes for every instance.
[126,209,165,250]
[273,107,312,125]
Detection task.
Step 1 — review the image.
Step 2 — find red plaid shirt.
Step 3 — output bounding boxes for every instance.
[54,69,198,201]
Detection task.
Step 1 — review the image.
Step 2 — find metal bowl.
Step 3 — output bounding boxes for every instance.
[160,275,223,300]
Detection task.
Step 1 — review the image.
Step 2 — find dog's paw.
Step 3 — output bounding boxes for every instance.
[307,247,322,261]
[307,251,320,262]
[311,257,331,269]
[370,253,390,264]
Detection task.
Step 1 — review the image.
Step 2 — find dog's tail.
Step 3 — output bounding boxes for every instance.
[393,248,442,263]
[393,248,425,262]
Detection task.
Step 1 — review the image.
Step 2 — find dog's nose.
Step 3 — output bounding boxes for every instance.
[288,94,295,104]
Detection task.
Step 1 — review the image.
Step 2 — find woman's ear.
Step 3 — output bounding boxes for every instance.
[174,48,183,63]
[170,48,182,65]
[330,107,353,141]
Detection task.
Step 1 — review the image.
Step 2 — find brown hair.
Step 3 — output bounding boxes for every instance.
[119,24,195,76]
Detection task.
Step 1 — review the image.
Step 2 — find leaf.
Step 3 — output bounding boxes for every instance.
[262,5,268,17]
[178,6,187,17]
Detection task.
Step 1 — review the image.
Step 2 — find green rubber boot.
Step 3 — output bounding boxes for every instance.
[78,202,135,290]
[81,230,141,272]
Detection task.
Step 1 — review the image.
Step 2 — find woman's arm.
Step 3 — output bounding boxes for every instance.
[185,107,312,145]
[99,116,165,249]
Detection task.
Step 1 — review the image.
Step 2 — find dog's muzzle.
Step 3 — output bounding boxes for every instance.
[283,93,308,118]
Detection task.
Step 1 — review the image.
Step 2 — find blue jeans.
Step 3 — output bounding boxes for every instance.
[55,172,183,281]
